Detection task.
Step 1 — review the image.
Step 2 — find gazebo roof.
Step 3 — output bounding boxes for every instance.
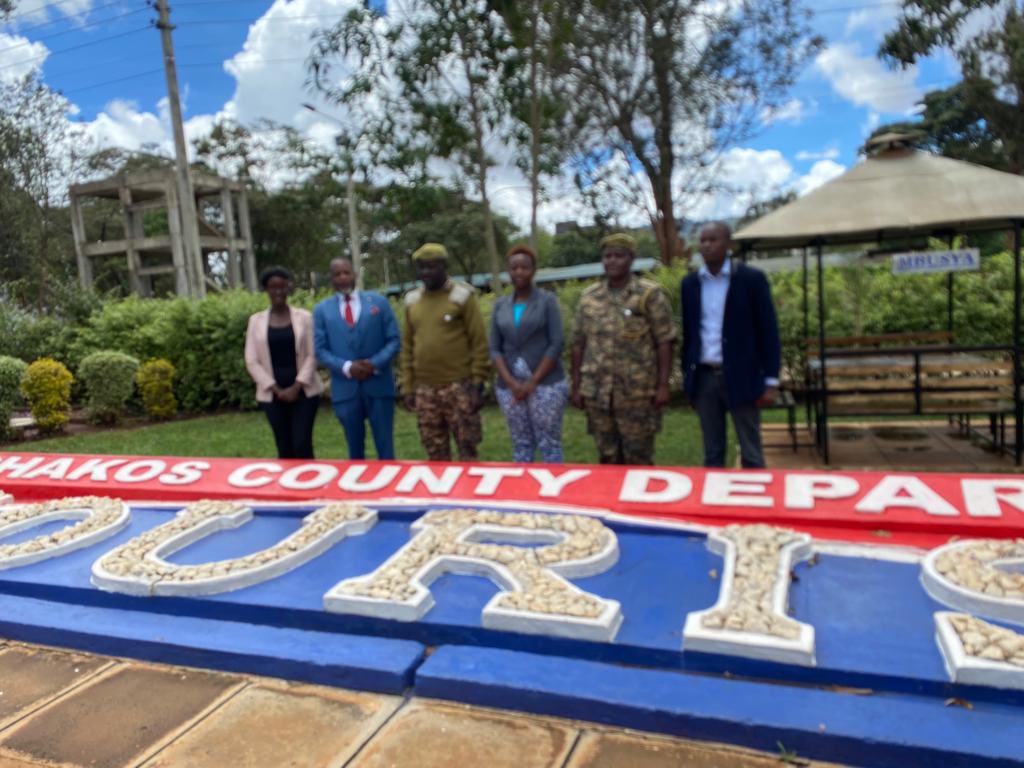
[734,138,1024,250]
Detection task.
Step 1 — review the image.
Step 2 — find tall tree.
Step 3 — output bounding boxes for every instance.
[561,0,820,263]
[881,0,1024,173]
[867,82,1009,171]
[309,0,513,289]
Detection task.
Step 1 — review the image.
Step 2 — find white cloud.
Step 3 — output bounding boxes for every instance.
[0,32,48,83]
[760,98,806,126]
[795,147,840,162]
[794,159,845,195]
[815,43,920,114]
[844,4,900,37]
[5,0,92,24]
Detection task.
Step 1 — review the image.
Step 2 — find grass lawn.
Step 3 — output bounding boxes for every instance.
[16,404,737,466]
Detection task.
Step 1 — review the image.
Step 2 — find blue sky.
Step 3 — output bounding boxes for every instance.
[0,0,959,228]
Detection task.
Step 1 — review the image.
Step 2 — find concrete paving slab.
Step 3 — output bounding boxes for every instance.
[567,729,840,768]
[0,665,240,768]
[0,647,109,730]
[351,699,577,768]
[143,682,400,768]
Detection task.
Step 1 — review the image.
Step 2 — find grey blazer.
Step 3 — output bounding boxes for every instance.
[489,288,565,389]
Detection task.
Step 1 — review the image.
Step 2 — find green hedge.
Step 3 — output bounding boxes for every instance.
[0,254,1016,413]
[78,351,140,424]
[21,358,73,435]
[136,359,178,420]
[0,356,28,440]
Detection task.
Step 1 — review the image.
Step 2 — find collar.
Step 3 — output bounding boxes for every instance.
[699,256,732,281]
[338,289,359,302]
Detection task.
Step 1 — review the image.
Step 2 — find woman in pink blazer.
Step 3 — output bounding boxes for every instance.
[244,267,324,458]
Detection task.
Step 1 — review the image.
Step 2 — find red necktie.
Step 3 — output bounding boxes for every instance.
[344,294,354,327]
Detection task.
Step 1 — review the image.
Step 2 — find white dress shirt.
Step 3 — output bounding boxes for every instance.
[339,290,361,378]
[698,258,777,387]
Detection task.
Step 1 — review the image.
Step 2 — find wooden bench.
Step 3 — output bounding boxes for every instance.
[806,330,953,355]
[762,388,798,451]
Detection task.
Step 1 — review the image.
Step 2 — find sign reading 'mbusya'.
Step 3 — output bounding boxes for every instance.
[0,453,1022,767]
[891,247,981,275]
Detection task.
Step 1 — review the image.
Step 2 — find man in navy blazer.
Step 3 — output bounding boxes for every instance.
[681,222,781,468]
[314,258,401,459]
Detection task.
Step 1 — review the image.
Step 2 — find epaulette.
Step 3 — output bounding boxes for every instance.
[449,281,474,306]
[404,288,424,306]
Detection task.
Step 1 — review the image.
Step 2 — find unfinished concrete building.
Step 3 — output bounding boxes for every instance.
[69,169,256,297]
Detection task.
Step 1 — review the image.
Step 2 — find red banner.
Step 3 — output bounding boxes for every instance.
[2,452,1023,549]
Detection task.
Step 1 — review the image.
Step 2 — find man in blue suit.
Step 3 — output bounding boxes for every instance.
[681,222,781,468]
[314,258,401,459]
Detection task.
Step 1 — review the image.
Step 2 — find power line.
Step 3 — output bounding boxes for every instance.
[1,6,150,54]
[4,0,138,35]
[0,23,151,73]
[61,66,163,95]
[3,0,126,22]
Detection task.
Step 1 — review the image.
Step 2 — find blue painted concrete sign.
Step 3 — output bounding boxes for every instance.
[891,248,981,275]
[0,495,1022,767]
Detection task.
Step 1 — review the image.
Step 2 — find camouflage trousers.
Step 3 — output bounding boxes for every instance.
[585,397,661,466]
[414,380,483,461]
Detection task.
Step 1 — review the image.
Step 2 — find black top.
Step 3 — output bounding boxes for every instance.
[267,324,297,389]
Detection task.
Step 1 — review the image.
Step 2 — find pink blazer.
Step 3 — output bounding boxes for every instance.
[244,307,324,403]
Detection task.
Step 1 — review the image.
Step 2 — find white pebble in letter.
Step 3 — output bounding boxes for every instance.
[92,500,376,597]
[323,508,622,642]
[0,496,130,569]
[684,524,815,666]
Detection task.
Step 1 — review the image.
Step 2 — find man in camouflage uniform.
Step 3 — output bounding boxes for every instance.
[401,243,490,461]
[570,233,676,465]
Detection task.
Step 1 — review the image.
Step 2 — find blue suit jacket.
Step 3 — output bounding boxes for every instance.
[314,292,400,403]
[680,261,781,408]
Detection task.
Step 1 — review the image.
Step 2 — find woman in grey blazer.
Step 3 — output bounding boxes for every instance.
[489,245,567,462]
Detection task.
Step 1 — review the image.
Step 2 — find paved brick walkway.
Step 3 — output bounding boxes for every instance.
[0,641,842,767]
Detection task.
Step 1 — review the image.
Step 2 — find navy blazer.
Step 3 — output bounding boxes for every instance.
[489,288,565,389]
[314,291,400,403]
[680,261,781,408]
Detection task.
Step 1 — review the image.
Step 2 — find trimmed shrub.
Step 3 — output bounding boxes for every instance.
[78,351,140,425]
[0,356,28,440]
[136,358,178,420]
[21,359,73,435]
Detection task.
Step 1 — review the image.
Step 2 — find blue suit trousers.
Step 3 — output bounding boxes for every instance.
[333,392,395,460]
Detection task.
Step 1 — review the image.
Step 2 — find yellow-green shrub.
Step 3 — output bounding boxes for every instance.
[135,358,178,420]
[78,351,140,425]
[20,358,73,434]
[0,356,28,440]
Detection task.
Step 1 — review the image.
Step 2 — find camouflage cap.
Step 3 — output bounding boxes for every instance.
[412,243,449,261]
[599,233,636,253]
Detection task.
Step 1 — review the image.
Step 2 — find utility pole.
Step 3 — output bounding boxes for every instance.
[156,0,205,298]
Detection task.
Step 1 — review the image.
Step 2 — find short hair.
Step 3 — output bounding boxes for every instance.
[259,266,292,288]
[506,243,537,267]
[701,221,732,238]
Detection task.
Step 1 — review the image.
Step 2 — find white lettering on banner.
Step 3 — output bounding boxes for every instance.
[66,458,128,482]
[159,461,210,486]
[925,538,1024,690]
[855,475,959,516]
[114,460,167,484]
[20,457,75,481]
[339,464,401,493]
[527,469,590,498]
[280,464,339,491]
[394,466,463,495]
[702,473,773,508]
[323,508,623,642]
[619,469,693,504]
[92,500,377,597]
[962,479,1024,518]
[784,474,860,510]
[0,496,130,569]
[0,456,45,478]
[469,467,525,496]
[684,524,815,666]
[228,462,282,489]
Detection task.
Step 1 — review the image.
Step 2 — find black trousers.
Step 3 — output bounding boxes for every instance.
[261,393,319,459]
[693,367,765,469]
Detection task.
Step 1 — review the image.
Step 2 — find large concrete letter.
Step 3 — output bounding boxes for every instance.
[0,496,129,569]
[323,508,622,642]
[92,500,376,596]
[924,538,1024,689]
[684,524,815,666]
